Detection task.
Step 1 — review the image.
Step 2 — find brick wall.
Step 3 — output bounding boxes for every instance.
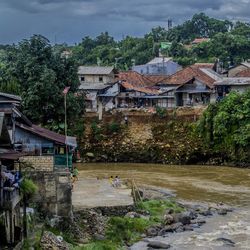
[19,156,54,171]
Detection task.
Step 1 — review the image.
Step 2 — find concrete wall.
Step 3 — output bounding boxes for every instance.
[79,74,114,84]
[19,156,54,171]
[28,171,72,217]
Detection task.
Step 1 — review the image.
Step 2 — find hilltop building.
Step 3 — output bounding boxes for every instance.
[132,57,182,76]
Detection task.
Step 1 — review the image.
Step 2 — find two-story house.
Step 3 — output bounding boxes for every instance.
[78,66,119,119]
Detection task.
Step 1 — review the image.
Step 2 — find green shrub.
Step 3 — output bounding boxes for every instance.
[106,122,121,135]
[90,122,103,141]
[106,217,150,245]
[137,199,184,221]
[156,106,167,118]
[20,179,38,197]
[76,241,118,250]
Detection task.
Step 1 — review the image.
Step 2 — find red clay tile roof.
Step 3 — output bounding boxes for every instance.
[235,68,250,77]
[192,38,210,44]
[121,82,160,95]
[118,71,168,87]
[160,64,216,88]
[193,63,214,69]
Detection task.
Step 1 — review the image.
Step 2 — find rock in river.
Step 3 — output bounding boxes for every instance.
[147,241,171,249]
[216,237,235,247]
[173,212,191,225]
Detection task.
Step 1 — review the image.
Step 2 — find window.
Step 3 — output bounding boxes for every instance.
[42,143,54,155]
[80,76,85,82]
[99,76,103,82]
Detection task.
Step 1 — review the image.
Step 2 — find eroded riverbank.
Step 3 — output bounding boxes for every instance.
[76,163,250,249]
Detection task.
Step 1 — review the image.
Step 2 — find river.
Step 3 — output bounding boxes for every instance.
[76,163,250,249]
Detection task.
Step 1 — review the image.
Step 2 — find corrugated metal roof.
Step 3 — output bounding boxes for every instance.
[16,122,77,146]
[0,92,21,101]
[0,148,26,160]
[78,66,114,75]
[214,78,250,86]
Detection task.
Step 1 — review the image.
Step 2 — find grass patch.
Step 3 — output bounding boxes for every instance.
[106,217,150,245]
[74,241,121,250]
[76,199,184,249]
[137,199,184,222]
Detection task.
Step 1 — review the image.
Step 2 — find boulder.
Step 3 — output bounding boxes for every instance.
[191,219,206,226]
[147,241,171,249]
[163,214,174,225]
[199,209,213,216]
[163,222,183,233]
[173,212,191,225]
[146,227,159,237]
[217,209,227,215]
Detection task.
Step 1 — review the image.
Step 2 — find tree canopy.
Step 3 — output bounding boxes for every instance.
[198,91,250,163]
[0,35,84,135]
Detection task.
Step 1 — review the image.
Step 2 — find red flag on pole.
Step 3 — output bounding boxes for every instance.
[63,86,70,95]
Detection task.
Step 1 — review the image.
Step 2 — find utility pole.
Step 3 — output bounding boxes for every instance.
[64,93,68,170]
[63,86,70,170]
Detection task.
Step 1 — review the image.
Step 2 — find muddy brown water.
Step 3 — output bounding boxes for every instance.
[76,163,250,249]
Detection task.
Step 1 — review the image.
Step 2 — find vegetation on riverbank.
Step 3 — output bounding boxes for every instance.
[198,90,250,164]
[74,199,184,250]
[81,91,250,166]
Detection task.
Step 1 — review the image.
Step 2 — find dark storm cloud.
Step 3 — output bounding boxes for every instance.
[0,0,250,44]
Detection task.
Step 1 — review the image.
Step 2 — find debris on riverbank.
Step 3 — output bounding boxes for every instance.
[38,186,233,250]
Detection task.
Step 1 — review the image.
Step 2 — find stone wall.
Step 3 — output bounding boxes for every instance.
[19,156,54,171]
[90,205,135,216]
[28,171,72,217]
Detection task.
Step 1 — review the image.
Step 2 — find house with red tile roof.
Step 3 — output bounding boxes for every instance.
[158,64,221,106]
[191,38,210,45]
[117,71,176,108]
[227,62,250,77]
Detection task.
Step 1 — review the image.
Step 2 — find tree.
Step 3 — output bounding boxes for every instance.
[3,35,84,132]
[198,91,250,162]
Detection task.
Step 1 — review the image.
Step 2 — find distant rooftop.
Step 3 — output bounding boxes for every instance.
[78,66,114,75]
[192,38,210,44]
[146,57,172,65]
[214,77,250,86]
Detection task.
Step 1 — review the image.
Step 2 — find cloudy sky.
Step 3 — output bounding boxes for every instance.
[0,0,250,44]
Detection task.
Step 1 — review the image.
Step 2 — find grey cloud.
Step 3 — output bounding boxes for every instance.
[0,0,250,44]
